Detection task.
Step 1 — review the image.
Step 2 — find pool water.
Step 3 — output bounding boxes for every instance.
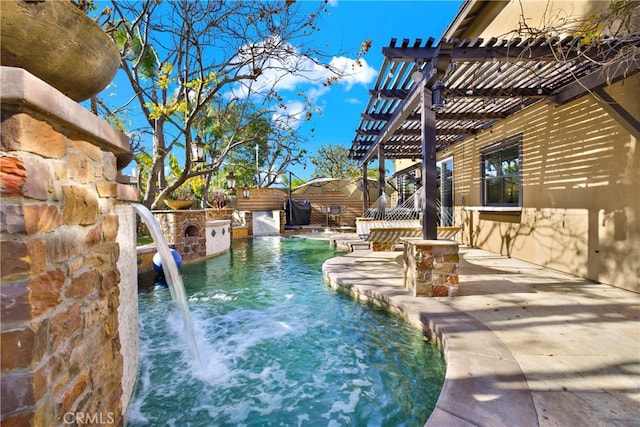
[128,236,445,426]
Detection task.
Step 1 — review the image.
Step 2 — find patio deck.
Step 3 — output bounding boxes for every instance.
[321,234,640,426]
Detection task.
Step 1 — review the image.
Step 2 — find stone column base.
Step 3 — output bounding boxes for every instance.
[403,238,460,297]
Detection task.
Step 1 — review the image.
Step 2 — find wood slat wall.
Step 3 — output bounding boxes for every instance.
[234,188,370,226]
[289,192,365,226]
[235,188,287,211]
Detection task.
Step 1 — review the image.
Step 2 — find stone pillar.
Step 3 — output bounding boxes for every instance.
[0,67,134,425]
[244,211,254,236]
[279,210,286,234]
[403,238,460,297]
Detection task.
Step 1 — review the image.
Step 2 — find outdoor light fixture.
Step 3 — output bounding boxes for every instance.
[226,171,236,191]
[191,136,206,163]
[242,186,250,198]
[411,60,423,83]
[431,81,446,112]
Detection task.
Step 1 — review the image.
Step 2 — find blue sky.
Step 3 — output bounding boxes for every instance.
[114,1,464,183]
[278,0,463,181]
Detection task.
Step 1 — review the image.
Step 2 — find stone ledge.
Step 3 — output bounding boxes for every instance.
[116,183,139,202]
[322,252,537,427]
[0,66,130,157]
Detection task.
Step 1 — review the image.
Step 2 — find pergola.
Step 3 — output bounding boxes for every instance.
[349,35,639,239]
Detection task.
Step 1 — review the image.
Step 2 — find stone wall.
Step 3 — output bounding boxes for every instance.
[0,68,134,425]
[115,204,138,416]
[153,210,206,263]
[135,215,232,274]
[403,239,460,297]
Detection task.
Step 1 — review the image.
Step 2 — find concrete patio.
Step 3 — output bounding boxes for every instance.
[321,235,640,426]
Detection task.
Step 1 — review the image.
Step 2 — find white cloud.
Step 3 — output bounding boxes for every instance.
[257,54,377,94]
[305,85,331,103]
[272,100,308,130]
[232,35,376,94]
[328,56,377,90]
[226,36,377,129]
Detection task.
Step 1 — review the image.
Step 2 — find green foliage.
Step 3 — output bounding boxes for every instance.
[309,144,361,179]
[167,183,194,200]
[575,0,638,48]
[114,25,159,80]
[288,175,307,190]
[101,1,353,207]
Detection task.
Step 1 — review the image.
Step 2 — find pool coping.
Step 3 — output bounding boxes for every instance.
[322,251,538,426]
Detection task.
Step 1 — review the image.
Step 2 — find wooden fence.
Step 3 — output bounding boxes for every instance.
[234,187,371,226]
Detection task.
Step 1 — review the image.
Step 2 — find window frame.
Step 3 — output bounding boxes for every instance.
[437,156,454,226]
[480,134,522,207]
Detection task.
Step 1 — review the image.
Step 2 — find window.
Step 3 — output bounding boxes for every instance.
[481,135,521,206]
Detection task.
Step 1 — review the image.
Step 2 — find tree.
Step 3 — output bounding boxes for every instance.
[507,0,639,85]
[104,1,369,208]
[309,144,361,179]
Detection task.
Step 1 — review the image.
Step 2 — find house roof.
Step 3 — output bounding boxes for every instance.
[349,35,639,164]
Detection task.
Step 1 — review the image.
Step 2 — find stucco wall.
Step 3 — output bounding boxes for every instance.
[474,1,608,40]
[446,75,639,292]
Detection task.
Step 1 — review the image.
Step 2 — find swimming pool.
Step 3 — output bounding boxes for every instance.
[128,236,445,426]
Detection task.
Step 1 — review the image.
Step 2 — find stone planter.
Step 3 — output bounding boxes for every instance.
[164,200,194,210]
[207,200,229,210]
[0,0,120,101]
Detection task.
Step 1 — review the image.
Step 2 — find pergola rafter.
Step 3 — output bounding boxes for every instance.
[349,36,639,164]
[349,35,639,239]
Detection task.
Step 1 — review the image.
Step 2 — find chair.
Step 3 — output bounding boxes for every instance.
[322,205,346,226]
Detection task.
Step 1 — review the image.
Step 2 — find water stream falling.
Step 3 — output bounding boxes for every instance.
[131,203,202,367]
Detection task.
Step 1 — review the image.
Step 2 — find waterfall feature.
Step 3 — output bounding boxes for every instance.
[131,203,202,367]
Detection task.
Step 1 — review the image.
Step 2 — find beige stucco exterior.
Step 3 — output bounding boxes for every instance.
[390,1,640,292]
[472,1,608,40]
[437,73,639,292]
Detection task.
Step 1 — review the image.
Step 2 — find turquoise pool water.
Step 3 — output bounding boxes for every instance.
[128,236,445,426]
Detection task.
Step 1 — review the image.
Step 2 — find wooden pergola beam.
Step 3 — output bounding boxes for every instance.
[368,89,410,100]
[350,35,640,164]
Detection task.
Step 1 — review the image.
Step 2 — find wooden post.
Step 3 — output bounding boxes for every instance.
[362,161,369,214]
[421,83,438,240]
[377,144,385,199]
[378,143,386,219]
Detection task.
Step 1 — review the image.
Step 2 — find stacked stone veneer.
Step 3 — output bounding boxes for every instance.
[403,239,460,297]
[1,68,135,425]
[153,210,206,263]
[136,211,232,273]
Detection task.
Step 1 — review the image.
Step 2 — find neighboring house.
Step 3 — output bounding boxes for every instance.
[349,0,639,292]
